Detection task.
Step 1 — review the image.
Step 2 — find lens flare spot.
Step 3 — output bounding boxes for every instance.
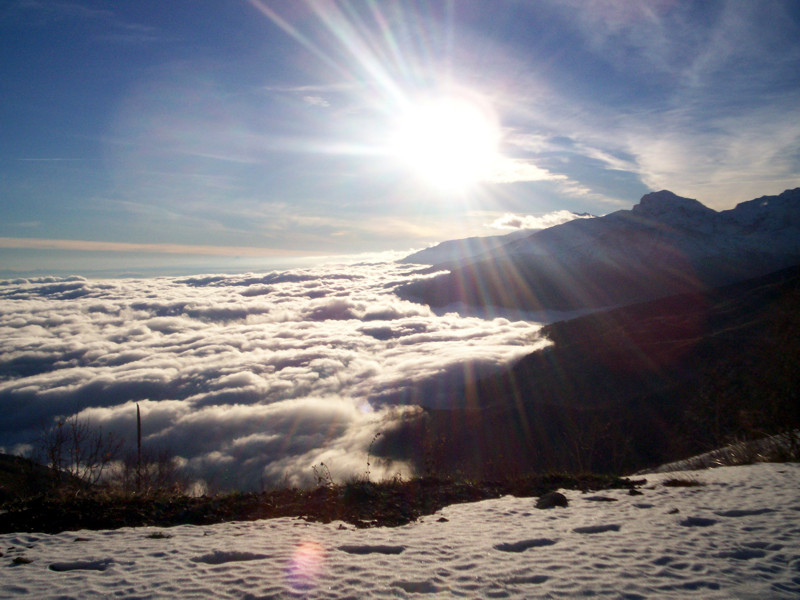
[287,540,325,592]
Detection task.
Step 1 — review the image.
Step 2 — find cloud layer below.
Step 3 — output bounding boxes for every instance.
[0,262,544,488]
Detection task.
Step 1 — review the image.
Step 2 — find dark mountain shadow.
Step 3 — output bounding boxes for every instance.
[378,264,800,478]
[0,454,67,503]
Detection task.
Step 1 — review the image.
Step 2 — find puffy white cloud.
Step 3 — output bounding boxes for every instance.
[0,262,544,488]
[489,210,595,231]
[302,95,330,108]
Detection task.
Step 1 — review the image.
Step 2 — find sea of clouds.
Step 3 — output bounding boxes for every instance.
[0,262,545,489]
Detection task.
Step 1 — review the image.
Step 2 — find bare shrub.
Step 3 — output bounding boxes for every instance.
[311,462,334,488]
[663,476,703,487]
[118,447,188,496]
[37,413,122,491]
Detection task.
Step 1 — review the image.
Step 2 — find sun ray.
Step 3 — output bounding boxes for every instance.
[248,2,502,195]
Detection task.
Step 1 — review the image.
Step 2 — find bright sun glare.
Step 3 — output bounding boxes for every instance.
[390,95,500,192]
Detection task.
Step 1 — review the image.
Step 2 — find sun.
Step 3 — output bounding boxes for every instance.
[390,95,500,192]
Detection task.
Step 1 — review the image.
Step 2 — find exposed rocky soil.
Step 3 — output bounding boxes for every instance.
[0,473,640,534]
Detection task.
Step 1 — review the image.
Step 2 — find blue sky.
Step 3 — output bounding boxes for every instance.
[2,0,800,274]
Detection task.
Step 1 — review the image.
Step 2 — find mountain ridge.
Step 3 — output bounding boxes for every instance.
[397,188,800,311]
[399,211,596,266]
[382,262,800,478]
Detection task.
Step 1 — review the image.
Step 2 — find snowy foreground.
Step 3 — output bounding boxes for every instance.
[3,463,799,599]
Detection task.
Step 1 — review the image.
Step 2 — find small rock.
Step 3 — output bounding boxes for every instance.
[437,517,449,522]
[667,508,679,514]
[628,489,644,496]
[536,491,568,509]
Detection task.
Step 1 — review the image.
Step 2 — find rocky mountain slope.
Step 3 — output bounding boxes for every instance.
[398,188,800,311]
[399,228,533,266]
[400,212,595,266]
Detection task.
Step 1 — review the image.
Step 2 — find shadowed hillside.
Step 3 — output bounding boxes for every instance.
[0,454,64,504]
[380,264,800,478]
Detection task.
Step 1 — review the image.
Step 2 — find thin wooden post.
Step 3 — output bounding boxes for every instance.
[136,403,142,492]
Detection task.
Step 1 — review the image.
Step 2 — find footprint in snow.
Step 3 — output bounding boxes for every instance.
[504,575,549,585]
[715,548,768,560]
[714,508,775,518]
[572,524,622,534]
[49,559,114,572]
[679,516,718,527]
[337,545,405,555]
[494,538,558,553]
[190,551,270,564]
[743,541,781,551]
[391,580,439,594]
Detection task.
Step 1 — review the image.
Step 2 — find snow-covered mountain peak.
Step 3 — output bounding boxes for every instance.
[725,187,800,231]
[629,190,719,234]
[397,187,800,311]
[632,190,716,220]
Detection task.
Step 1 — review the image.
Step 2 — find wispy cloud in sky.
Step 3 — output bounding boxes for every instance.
[12,0,160,43]
[534,0,800,207]
[485,158,566,185]
[14,158,88,162]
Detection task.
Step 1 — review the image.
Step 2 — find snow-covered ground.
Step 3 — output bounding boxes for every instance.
[2,463,799,599]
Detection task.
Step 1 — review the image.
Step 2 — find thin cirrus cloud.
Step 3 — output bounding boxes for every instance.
[0,262,545,488]
[484,157,567,185]
[622,101,800,205]
[11,0,161,43]
[532,0,800,208]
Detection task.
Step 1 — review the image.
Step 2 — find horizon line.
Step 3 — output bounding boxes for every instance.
[0,236,318,258]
